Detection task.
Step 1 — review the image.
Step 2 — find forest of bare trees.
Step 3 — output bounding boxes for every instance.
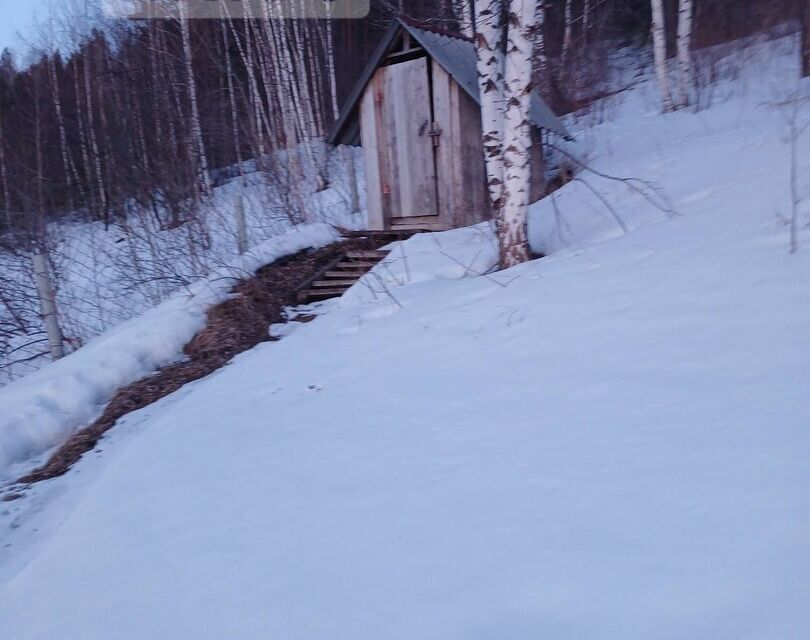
[0,0,802,240]
[0,0,805,375]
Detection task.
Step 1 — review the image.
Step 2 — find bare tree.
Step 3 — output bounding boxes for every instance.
[178,0,212,195]
[676,0,695,108]
[500,0,537,266]
[802,0,810,78]
[475,0,536,268]
[475,0,507,214]
[651,0,675,111]
[455,0,474,38]
[562,0,574,65]
[773,95,810,254]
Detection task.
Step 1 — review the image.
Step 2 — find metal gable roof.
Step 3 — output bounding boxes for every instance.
[327,18,572,145]
[402,22,572,140]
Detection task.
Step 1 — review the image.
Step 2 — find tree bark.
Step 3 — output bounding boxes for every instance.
[474,0,506,212]
[535,1,549,92]
[500,0,536,267]
[32,251,64,361]
[48,56,79,210]
[676,0,694,108]
[802,0,810,78]
[455,0,474,38]
[179,0,212,194]
[583,0,591,43]
[651,0,675,112]
[562,0,573,65]
[0,114,10,230]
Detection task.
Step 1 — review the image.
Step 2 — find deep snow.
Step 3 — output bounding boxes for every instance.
[0,31,809,640]
[0,145,366,385]
[0,223,340,477]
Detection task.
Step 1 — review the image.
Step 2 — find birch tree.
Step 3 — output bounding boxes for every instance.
[0,106,10,231]
[676,0,694,108]
[562,0,574,65]
[500,0,536,266]
[652,0,695,111]
[535,1,548,90]
[802,0,810,78]
[455,0,474,38]
[475,0,536,268]
[474,0,506,213]
[582,0,591,43]
[651,0,675,111]
[179,0,212,195]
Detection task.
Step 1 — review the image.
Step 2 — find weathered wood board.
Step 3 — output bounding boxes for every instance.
[360,70,384,230]
[380,57,438,219]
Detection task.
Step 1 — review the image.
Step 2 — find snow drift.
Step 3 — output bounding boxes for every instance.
[0,31,809,640]
[0,224,339,478]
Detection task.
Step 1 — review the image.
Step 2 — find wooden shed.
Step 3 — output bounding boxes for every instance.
[328,17,571,232]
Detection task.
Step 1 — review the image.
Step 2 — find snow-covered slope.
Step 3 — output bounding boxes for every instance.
[0,224,340,478]
[0,146,366,385]
[0,34,808,639]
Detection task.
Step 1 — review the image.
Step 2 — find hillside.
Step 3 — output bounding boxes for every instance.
[0,32,809,639]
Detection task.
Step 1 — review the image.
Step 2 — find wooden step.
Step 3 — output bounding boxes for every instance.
[324,269,370,278]
[334,260,378,269]
[345,249,389,259]
[390,223,448,231]
[344,230,410,237]
[299,288,350,299]
[342,229,425,240]
[312,279,356,288]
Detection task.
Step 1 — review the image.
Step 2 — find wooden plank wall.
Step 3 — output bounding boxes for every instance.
[432,61,492,229]
[384,57,437,219]
[431,63,457,229]
[454,79,492,227]
[359,71,384,230]
[361,57,545,232]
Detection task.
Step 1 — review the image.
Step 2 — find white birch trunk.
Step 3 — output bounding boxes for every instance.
[535,1,549,90]
[263,5,303,185]
[291,16,327,191]
[0,116,10,229]
[500,0,536,267]
[562,0,573,64]
[455,0,474,38]
[48,56,78,209]
[474,0,506,211]
[651,0,675,112]
[72,57,95,215]
[82,52,108,219]
[803,0,810,78]
[226,1,268,157]
[179,0,212,194]
[32,251,65,361]
[583,0,591,42]
[676,0,694,108]
[323,13,340,121]
[235,195,249,254]
[221,10,244,173]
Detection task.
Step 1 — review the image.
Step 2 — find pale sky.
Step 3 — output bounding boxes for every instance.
[0,0,50,53]
[0,0,102,60]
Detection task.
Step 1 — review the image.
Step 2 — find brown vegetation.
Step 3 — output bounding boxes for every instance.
[16,240,367,485]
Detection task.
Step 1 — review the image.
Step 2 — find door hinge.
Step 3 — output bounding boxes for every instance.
[428,122,442,147]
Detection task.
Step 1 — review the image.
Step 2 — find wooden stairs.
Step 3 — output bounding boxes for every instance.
[295,229,426,304]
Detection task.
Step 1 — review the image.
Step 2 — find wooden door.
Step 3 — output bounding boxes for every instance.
[378,57,439,221]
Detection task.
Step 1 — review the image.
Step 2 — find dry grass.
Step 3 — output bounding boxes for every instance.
[16,240,377,485]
